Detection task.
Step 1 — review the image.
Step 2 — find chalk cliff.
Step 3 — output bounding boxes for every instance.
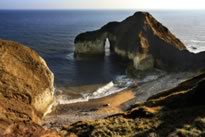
[75,12,205,71]
[0,40,55,132]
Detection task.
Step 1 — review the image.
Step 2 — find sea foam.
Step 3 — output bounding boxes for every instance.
[57,73,162,105]
[57,82,127,104]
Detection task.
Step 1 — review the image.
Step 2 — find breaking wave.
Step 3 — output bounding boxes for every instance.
[57,73,163,105]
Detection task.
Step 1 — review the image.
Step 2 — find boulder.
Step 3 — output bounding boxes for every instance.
[74,12,205,71]
[0,39,55,131]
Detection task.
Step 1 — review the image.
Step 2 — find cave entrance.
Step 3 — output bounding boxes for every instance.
[105,38,111,56]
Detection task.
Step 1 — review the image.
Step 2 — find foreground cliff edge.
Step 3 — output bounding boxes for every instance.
[0,40,61,136]
[74,11,205,71]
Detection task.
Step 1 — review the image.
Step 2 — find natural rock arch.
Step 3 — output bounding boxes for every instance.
[105,37,111,56]
[74,12,205,71]
[74,22,119,57]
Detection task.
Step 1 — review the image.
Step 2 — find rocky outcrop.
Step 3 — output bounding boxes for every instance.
[74,22,119,57]
[0,40,55,131]
[65,72,205,137]
[2,122,61,137]
[74,12,205,71]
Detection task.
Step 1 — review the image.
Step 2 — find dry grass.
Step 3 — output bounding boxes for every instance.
[64,73,205,137]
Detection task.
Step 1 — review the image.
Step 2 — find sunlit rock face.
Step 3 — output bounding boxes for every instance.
[75,12,205,71]
[0,40,55,131]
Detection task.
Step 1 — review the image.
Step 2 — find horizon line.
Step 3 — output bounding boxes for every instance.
[0,8,205,11]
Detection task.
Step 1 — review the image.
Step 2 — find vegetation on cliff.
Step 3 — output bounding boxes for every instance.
[65,72,205,137]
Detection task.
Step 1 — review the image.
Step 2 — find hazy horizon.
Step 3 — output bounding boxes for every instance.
[1,9,205,11]
[0,0,205,10]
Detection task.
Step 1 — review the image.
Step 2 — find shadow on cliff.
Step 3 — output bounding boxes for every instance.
[74,11,205,72]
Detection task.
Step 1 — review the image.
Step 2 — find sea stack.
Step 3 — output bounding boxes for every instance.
[74,12,205,71]
[0,40,55,131]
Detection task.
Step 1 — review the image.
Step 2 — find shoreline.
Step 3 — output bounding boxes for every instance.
[42,87,135,128]
[42,71,199,129]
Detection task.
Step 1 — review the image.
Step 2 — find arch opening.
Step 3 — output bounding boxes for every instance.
[105,37,111,56]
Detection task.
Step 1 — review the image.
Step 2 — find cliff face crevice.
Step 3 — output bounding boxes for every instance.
[74,12,205,71]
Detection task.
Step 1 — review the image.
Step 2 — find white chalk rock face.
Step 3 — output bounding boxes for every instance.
[133,54,154,71]
[0,39,55,130]
[74,40,105,56]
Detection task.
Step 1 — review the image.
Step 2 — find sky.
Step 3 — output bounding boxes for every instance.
[0,0,205,10]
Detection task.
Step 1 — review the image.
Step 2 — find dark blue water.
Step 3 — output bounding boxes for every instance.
[0,10,136,86]
[0,10,205,86]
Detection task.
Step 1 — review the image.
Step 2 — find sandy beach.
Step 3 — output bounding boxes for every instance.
[42,71,199,130]
[42,86,135,129]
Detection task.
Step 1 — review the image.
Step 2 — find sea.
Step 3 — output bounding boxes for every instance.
[0,10,205,99]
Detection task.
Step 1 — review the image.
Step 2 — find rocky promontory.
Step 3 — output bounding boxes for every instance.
[75,12,205,71]
[0,40,56,135]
